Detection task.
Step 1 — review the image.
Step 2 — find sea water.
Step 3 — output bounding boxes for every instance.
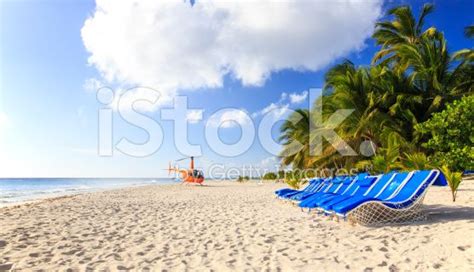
[0,178,175,205]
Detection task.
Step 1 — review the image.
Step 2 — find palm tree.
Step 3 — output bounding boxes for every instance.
[279,109,310,169]
[373,6,472,139]
[396,32,454,120]
[452,25,474,94]
[453,25,474,62]
[278,3,472,174]
[372,3,435,65]
[356,133,402,174]
[399,152,433,171]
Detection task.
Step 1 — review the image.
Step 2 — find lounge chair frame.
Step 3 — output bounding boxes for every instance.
[345,170,440,226]
[346,194,427,226]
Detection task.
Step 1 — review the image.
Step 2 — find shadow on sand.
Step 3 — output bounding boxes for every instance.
[425,204,474,223]
[365,204,474,228]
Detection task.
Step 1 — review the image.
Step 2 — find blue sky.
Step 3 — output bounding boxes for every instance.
[0,0,472,177]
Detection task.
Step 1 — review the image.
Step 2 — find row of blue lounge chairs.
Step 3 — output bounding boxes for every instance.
[275,170,447,225]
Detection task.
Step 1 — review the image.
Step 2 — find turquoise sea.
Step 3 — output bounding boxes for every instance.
[0,178,175,205]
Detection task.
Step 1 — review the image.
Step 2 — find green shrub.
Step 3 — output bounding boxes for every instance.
[284,171,307,189]
[416,95,474,171]
[400,152,434,171]
[441,165,463,202]
[285,178,305,189]
[262,172,277,180]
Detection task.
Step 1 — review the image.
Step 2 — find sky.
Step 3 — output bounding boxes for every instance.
[0,0,472,178]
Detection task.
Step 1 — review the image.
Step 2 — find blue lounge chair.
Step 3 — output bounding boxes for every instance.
[280,178,331,200]
[298,173,369,209]
[276,178,325,199]
[275,178,321,197]
[371,170,444,209]
[304,172,396,212]
[287,176,345,201]
[298,175,355,207]
[330,171,414,217]
[288,175,347,202]
[344,170,446,225]
[316,175,381,212]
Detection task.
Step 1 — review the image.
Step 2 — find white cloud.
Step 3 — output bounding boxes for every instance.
[254,156,292,173]
[289,91,308,104]
[81,0,382,108]
[186,109,203,124]
[98,87,167,112]
[258,156,280,169]
[252,90,310,118]
[83,78,104,93]
[252,102,290,119]
[208,109,251,128]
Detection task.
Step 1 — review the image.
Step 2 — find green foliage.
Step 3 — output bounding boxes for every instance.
[277,3,472,201]
[283,171,307,189]
[279,109,311,169]
[279,3,473,178]
[236,176,250,182]
[356,133,402,174]
[285,178,303,190]
[399,152,434,171]
[440,165,463,202]
[453,25,474,62]
[416,95,474,171]
[262,172,277,180]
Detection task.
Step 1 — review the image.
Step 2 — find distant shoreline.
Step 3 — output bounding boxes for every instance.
[0,178,175,207]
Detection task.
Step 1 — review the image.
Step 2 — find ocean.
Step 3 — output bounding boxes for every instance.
[0,178,175,206]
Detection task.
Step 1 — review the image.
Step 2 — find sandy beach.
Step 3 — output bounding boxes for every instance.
[1,180,473,271]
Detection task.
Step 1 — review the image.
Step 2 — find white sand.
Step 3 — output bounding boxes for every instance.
[0,180,473,271]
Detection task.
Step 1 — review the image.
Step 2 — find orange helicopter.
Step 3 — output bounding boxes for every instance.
[166,156,204,185]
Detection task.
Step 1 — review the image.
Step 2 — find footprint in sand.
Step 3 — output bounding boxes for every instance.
[388,264,400,272]
[117,265,134,270]
[457,245,471,251]
[0,264,13,271]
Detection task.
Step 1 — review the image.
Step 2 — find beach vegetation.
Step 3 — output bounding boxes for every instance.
[262,172,278,180]
[284,171,307,189]
[399,152,433,171]
[416,95,474,171]
[236,176,250,182]
[279,109,311,169]
[440,165,463,202]
[278,3,473,200]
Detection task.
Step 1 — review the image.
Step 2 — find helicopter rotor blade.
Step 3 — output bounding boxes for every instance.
[174,157,189,162]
